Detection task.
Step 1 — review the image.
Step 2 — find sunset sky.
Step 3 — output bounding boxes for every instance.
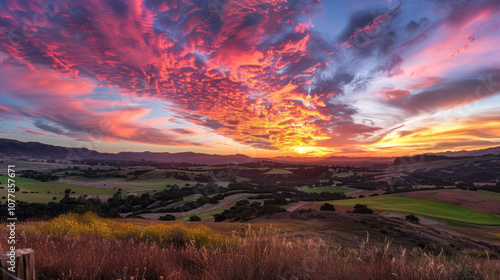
[0,0,499,157]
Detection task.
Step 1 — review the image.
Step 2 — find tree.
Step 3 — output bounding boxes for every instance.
[64,188,72,195]
[52,197,57,200]
[405,214,420,224]
[213,213,226,222]
[352,204,373,214]
[235,199,249,206]
[250,201,262,208]
[320,203,336,211]
[189,215,201,221]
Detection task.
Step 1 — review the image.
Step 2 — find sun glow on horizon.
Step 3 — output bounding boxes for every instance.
[0,0,499,157]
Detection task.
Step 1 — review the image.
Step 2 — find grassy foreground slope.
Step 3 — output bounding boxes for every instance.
[5,213,499,280]
[328,196,500,225]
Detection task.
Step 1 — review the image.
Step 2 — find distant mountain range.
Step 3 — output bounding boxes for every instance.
[0,138,497,166]
[434,146,500,157]
[271,156,395,165]
[0,138,261,165]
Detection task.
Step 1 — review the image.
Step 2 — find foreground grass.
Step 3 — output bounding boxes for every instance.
[3,213,499,280]
[35,212,226,248]
[329,196,500,225]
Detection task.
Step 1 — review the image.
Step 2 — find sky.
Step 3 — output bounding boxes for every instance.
[0,0,499,158]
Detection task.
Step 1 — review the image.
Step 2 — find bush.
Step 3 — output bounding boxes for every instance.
[189,215,202,221]
[213,213,226,222]
[405,214,419,223]
[320,203,336,211]
[159,214,176,221]
[235,199,249,206]
[352,204,373,214]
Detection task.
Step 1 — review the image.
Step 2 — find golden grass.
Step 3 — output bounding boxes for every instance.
[3,213,499,280]
[35,212,227,248]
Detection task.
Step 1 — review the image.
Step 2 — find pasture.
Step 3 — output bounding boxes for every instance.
[0,175,40,184]
[332,172,354,178]
[328,196,500,225]
[3,182,118,203]
[300,186,357,194]
[115,177,197,189]
[262,169,292,175]
[393,189,500,215]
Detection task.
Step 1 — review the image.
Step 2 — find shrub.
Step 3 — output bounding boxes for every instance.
[352,204,373,214]
[405,214,420,223]
[189,215,202,221]
[159,214,176,221]
[320,203,336,211]
[235,199,249,206]
[213,213,226,222]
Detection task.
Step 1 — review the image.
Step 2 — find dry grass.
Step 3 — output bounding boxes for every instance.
[34,212,227,248]
[1,215,499,280]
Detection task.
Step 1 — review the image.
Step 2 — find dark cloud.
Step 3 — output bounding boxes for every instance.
[390,69,500,115]
[33,120,65,135]
[338,9,385,42]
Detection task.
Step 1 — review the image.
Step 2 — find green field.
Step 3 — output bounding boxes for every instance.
[183,194,202,200]
[0,160,118,172]
[3,182,118,203]
[116,178,197,189]
[235,176,251,183]
[68,177,117,183]
[477,191,500,202]
[300,186,357,194]
[327,196,500,225]
[116,178,230,190]
[0,175,40,184]
[263,169,292,175]
[332,172,354,178]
